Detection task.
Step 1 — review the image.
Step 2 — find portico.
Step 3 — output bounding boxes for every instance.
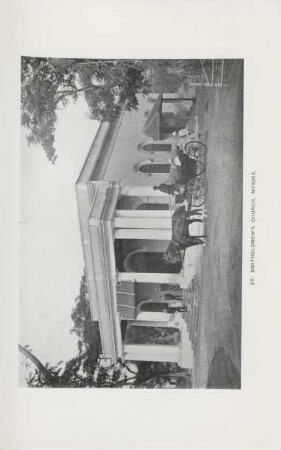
[76,97,195,370]
[76,178,192,366]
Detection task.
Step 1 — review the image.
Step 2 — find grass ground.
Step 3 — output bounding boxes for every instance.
[193,60,243,388]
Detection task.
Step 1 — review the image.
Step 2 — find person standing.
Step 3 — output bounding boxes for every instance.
[153,184,185,196]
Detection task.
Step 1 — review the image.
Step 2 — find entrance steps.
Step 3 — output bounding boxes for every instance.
[173,312,194,369]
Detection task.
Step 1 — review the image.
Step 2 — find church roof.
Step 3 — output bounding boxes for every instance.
[143,93,163,140]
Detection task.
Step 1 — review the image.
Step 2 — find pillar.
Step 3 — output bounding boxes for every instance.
[117,271,182,285]
[123,344,179,363]
[115,217,172,229]
[116,210,172,218]
[114,209,172,230]
[127,319,175,327]
[121,186,170,197]
[115,228,172,240]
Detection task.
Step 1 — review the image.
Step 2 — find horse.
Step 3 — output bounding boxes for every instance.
[171,205,205,248]
[162,205,205,265]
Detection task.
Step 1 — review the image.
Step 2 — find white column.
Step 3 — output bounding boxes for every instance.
[128,319,176,327]
[115,228,172,240]
[124,344,179,363]
[122,186,170,197]
[116,210,172,218]
[117,271,182,285]
[115,210,173,237]
[115,209,172,230]
[115,217,172,229]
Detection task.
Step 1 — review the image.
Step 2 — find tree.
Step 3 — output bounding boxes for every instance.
[19,344,138,388]
[142,59,202,93]
[19,272,190,388]
[19,344,58,386]
[21,57,149,163]
[19,273,137,388]
[19,344,189,388]
[70,272,101,375]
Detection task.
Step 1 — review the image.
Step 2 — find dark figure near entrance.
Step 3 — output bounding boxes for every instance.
[153,184,183,196]
[174,151,198,185]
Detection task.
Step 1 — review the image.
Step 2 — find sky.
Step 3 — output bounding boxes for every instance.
[19,97,99,381]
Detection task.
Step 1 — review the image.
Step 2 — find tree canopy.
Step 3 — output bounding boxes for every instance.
[19,343,188,388]
[21,57,149,163]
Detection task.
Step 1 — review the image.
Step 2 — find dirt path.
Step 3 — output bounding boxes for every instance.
[193,61,243,388]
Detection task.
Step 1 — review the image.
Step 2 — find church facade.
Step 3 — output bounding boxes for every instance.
[76,93,201,369]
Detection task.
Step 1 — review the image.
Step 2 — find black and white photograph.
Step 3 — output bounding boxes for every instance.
[1,0,280,448]
[19,58,243,389]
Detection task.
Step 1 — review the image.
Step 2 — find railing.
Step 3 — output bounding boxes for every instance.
[190,59,225,88]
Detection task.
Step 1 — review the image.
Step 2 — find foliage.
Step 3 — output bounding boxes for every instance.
[20,344,138,388]
[70,272,101,374]
[20,342,185,388]
[21,57,208,163]
[134,361,183,388]
[21,57,149,163]
[20,272,189,388]
[143,59,202,93]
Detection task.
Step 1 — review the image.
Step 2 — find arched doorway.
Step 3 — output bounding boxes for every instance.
[137,299,184,316]
[138,163,170,174]
[125,324,180,346]
[142,143,172,152]
[124,249,181,274]
[135,202,169,211]
[140,301,170,313]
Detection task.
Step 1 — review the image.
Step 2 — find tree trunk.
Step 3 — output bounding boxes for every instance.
[18,344,56,385]
[55,85,99,104]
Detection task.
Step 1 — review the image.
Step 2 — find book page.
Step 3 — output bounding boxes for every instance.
[0,0,280,448]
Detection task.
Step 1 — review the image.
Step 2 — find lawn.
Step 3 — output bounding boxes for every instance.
[193,60,243,388]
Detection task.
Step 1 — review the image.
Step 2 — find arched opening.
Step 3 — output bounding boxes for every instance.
[136,202,169,210]
[143,143,172,152]
[125,324,180,346]
[125,250,181,274]
[139,163,170,174]
[140,302,170,313]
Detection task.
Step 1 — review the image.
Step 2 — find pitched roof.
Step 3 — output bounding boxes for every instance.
[143,93,162,140]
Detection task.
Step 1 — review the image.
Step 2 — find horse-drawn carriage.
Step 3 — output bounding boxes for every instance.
[161,138,208,268]
[173,140,207,208]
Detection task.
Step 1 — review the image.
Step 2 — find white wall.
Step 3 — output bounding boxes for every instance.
[103,94,174,187]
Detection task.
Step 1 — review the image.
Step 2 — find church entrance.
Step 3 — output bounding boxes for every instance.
[125,323,180,346]
[125,250,181,274]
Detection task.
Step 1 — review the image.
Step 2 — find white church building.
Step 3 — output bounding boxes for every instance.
[76,93,202,369]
